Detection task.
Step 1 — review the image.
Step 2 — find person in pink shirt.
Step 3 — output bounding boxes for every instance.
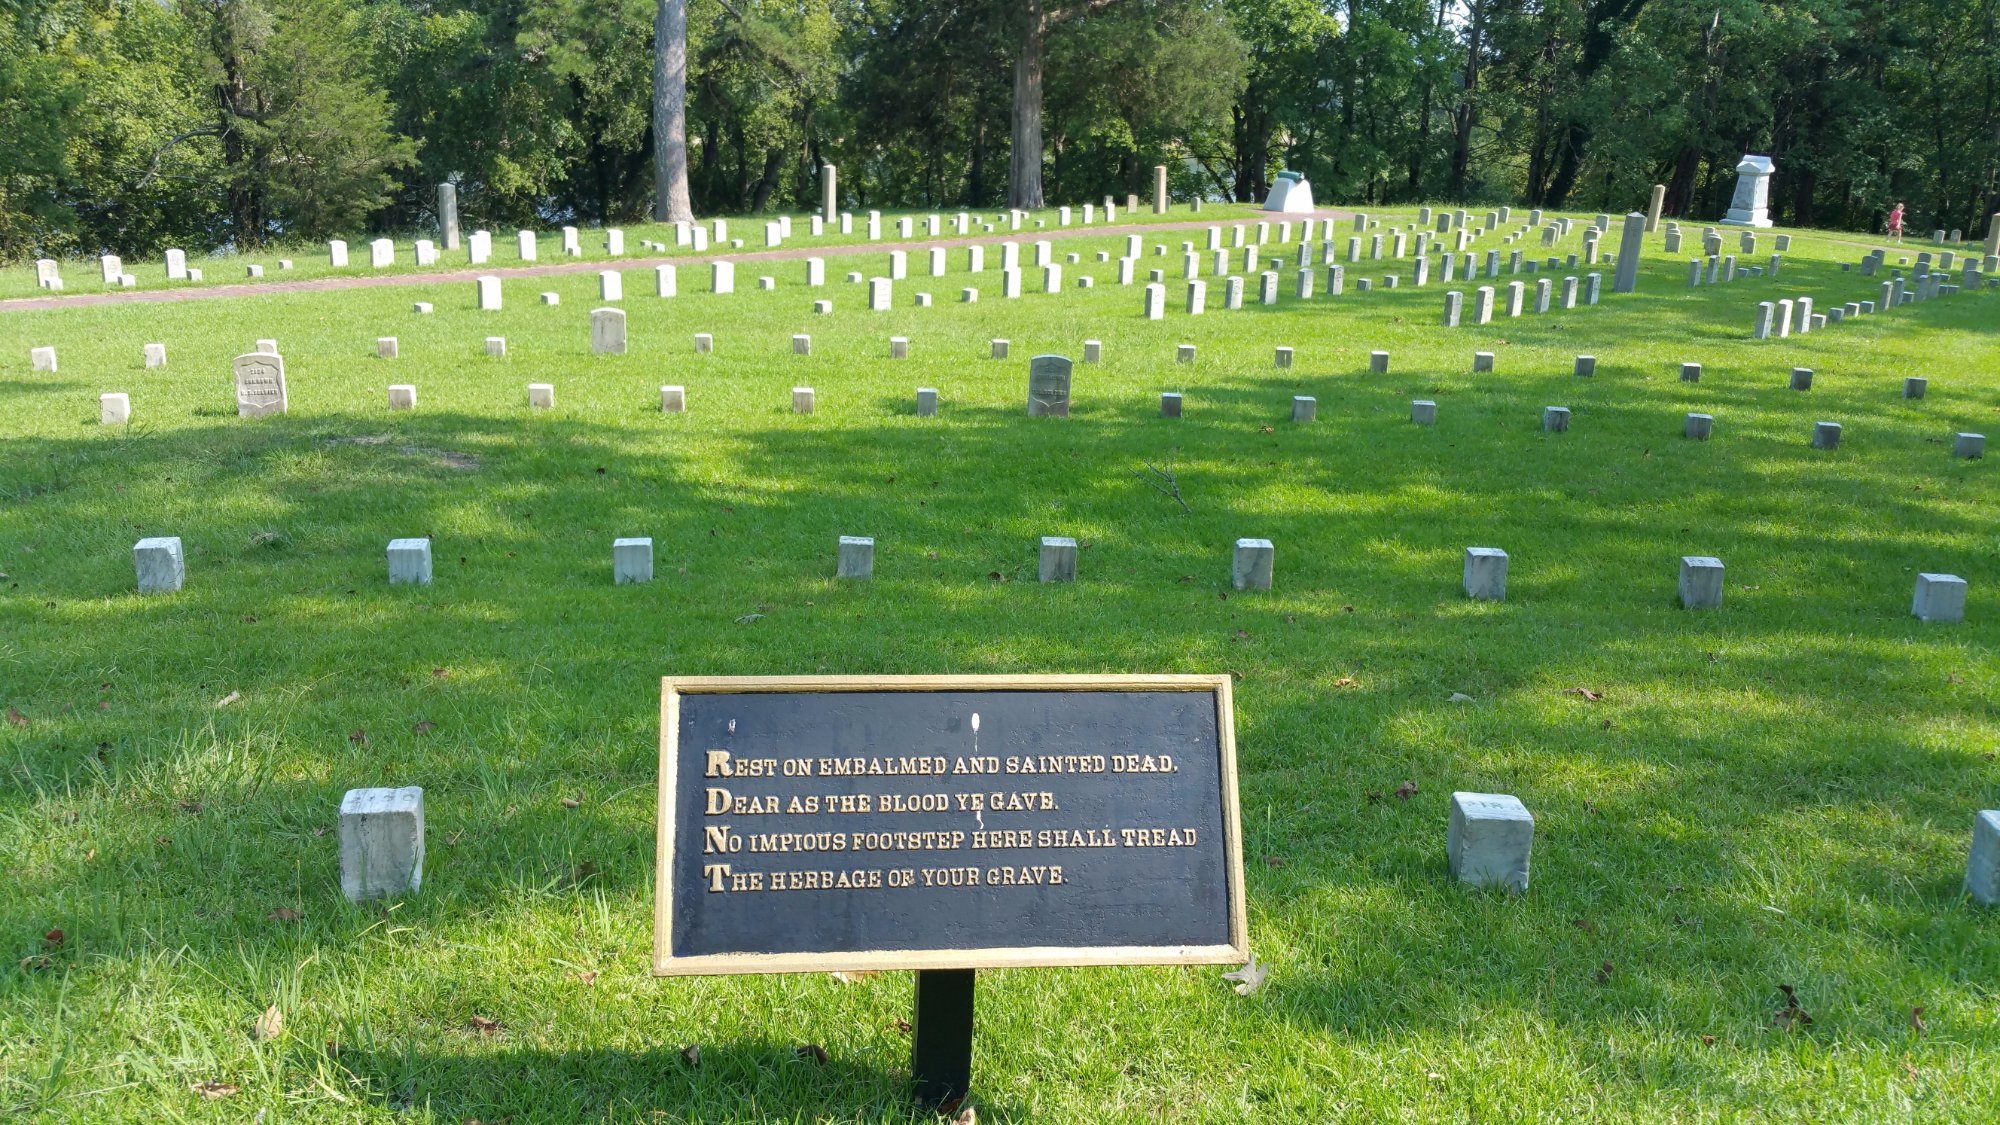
[1888,202,1905,242]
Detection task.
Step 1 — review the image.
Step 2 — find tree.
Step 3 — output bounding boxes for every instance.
[1009,0,1120,209]
[654,0,694,221]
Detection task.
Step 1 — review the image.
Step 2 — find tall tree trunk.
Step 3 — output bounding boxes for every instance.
[652,0,694,223]
[969,118,988,207]
[1233,88,1270,203]
[1010,4,1048,209]
[751,146,784,213]
[1448,0,1485,201]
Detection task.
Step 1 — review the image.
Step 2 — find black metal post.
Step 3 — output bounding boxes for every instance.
[910,968,975,1107]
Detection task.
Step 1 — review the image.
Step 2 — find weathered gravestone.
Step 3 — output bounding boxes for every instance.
[233,353,287,417]
[1028,355,1073,417]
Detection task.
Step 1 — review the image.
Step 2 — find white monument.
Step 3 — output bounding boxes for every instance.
[1720,154,1774,228]
[1262,171,1315,214]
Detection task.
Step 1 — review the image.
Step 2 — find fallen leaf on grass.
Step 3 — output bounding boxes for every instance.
[1565,687,1604,702]
[795,1044,829,1066]
[469,1016,505,1035]
[1221,954,1267,996]
[414,720,437,734]
[190,1081,240,1099]
[1572,918,1596,934]
[267,908,302,923]
[6,707,26,727]
[42,928,64,950]
[1594,960,1615,984]
[577,970,598,986]
[19,956,53,972]
[253,1005,284,1042]
[829,970,879,985]
[560,795,581,809]
[348,730,369,746]
[1910,1006,1927,1034]
[1331,677,1358,688]
[1365,790,1383,803]
[1259,425,1274,434]
[215,691,241,708]
[1263,855,1286,868]
[178,800,202,814]
[1393,780,1418,801]
[680,1044,700,1067]
[890,1017,910,1035]
[951,1107,976,1125]
[1700,1034,1715,1046]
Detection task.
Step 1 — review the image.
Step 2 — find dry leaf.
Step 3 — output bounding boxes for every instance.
[268,908,302,923]
[560,795,581,809]
[1572,918,1596,934]
[951,1107,977,1125]
[469,1015,505,1035]
[432,667,449,678]
[1258,425,1274,434]
[1365,790,1383,803]
[679,1044,700,1067]
[241,615,258,623]
[829,970,880,985]
[1263,855,1286,868]
[1699,1034,1715,1046]
[1594,960,1615,984]
[1774,984,1813,1029]
[890,1017,911,1035]
[215,691,241,708]
[577,970,599,986]
[348,730,369,746]
[795,1044,829,1066]
[413,720,437,734]
[6,707,26,727]
[42,928,64,950]
[1221,954,1267,996]
[190,1081,240,1099]
[1331,677,1357,688]
[1393,780,1418,801]
[1564,687,1603,702]
[254,1005,284,1042]
[1909,1006,1927,1034]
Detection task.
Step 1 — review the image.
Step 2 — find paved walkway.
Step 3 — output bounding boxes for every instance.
[0,210,1356,315]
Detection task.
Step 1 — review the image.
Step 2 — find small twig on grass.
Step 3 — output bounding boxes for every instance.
[1134,448,1191,514]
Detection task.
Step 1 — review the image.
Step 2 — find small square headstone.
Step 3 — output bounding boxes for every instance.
[388,384,416,410]
[133,536,184,593]
[837,536,874,579]
[1464,547,1508,600]
[101,392,131,425]
[339,787,424,903]
[1913,573,1967,623]
[792,386,815,413]
[614,538,654,585]
[1543,406,1571,433]
[1448,792,1534,892]
[1953,433,1984,459]
[1291,396,1316,423]
[387,538,433,585]
[1232,539,1274,591]
[1811,421,1841,449]
[1685,413,1713,441]
[916,388,938,417]
[1679,556,1724,609]
[527,383,555,409]
[661,385,686,413]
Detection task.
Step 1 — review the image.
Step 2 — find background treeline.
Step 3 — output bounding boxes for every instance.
[3,0,1997,260]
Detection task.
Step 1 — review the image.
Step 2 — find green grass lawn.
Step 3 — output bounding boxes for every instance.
[2,211,1998,1123]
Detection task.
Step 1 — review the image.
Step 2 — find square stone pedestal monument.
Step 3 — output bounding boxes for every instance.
[1719,154,1775,228]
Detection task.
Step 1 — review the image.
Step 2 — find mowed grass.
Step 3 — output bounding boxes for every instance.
[2,212,1999,1123]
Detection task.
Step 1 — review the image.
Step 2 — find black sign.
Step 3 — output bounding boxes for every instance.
[654,675,1246,975]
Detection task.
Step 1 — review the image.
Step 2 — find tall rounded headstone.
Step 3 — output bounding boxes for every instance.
[1720,154,1775,228]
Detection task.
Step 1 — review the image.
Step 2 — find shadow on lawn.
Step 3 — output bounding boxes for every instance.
[335,1039,991,1124]
[1,356,1996,1111]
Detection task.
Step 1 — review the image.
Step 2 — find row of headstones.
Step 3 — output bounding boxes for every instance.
[115,534,1933,612]
[1849,247,1998,278]
[333,786,2000,904]
[125,532,1276,592]
[1685,253,1782,287]
[1661,223,1794,258]
[48,183,1174,292]
[315,775,2000,907]
[1440,275,1603,325]
[1751,266,1988,338]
